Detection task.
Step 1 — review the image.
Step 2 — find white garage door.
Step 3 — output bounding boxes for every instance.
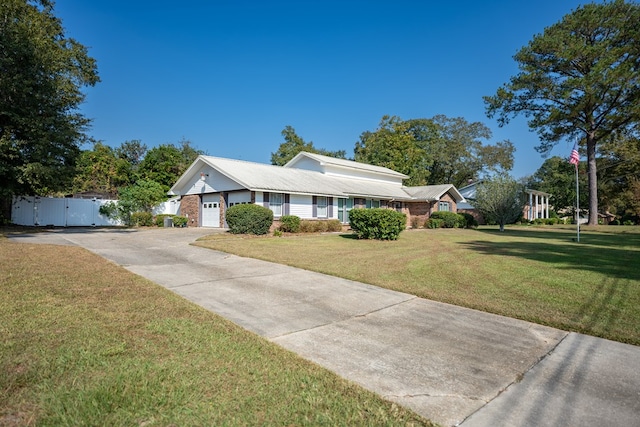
[202,194,220,227]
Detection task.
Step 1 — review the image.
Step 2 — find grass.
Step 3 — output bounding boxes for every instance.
[194,225,640,345]
[0,238,433,426]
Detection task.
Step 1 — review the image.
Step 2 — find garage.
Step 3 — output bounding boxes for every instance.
[201,194,221,227]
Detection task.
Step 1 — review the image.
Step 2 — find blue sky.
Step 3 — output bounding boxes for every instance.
[55,0,601,178]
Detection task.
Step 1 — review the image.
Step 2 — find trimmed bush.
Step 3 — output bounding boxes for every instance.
[426,218,444,229]
[430,211,465,228]
[130,211,153,227]
[349,208,406,240]
[226,204,273,235]
[326,219,343,232]
[297,219,342,233]
[279,215,301,233]
[459,212,478,228]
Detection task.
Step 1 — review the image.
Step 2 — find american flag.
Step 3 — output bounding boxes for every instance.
[569,142,580,166]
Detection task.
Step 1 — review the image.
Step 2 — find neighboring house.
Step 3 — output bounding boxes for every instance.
[168,152,465,228]
[524,189,552,221]
[456,181,553,223]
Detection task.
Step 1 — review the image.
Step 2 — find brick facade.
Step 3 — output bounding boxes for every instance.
[219,193,228,227]
[405,192,459,228]
[180,194,200,227]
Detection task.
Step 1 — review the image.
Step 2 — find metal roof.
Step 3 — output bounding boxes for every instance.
[170,155,461,202]
[403,184,465,202]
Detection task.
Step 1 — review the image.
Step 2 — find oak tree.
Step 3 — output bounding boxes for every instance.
[0,0,99,199]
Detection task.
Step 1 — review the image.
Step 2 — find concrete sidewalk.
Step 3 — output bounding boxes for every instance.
[8,228,640,426]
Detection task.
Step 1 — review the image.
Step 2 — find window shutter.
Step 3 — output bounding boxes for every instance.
[263,192,270,208]
[312,196,317,217]
[284,194,290,215]
[328,197,333,218]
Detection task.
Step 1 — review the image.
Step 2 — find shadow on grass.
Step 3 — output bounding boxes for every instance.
[338,233,359,240]
[464,228,640,282]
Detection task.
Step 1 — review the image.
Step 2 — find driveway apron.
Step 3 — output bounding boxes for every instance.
[8,228,640,427]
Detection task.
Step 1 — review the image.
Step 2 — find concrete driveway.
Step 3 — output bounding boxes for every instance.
[8,227,640,426]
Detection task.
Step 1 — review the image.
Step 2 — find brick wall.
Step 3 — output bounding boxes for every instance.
[219,193,227,227]
[406,202,433,228]
[180,194,200,227]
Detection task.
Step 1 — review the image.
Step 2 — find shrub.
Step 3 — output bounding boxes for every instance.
[279,215,301,233]
[430,211,465,228]
[154,214,173,227]
[297,219,342,233]
[130,211,153,227]
[226,204,273,235]
[610,219,620,225]
[299,220,315,233]
[349,208,406,240]
[459,212,478,228]
[326,219,343,232]
[426,218,444,229]
[173,216,188,227]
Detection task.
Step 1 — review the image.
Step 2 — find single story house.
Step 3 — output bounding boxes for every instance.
[168,152,465,228]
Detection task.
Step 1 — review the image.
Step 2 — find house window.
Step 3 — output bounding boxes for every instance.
[317,196,327,218]
[338,198,354,223]
[372,200,380,208]
[270,193,283,217]
[439,201,450,212]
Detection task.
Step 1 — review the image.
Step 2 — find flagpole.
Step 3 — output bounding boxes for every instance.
[575,163,580,243]
[569,140,580,242]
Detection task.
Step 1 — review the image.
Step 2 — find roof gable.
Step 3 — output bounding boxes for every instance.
[285,152,409,180]
[403,184,465,202]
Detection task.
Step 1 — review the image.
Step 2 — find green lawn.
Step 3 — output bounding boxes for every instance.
[195,225,640,345]
[0,238,433,426]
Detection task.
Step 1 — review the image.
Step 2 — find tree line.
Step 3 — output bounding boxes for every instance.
[2,0,639,225]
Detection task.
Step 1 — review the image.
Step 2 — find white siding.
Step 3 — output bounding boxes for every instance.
[185,166,245,195]
[290,194,313,218]
[228,191,251,205]
[254,191,264,205]
[285,156,324,173]
[323,166,403,185]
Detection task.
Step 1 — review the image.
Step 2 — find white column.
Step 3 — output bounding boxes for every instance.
[545,195,549,218]
[535,194,539,218]
[529,192,533,220]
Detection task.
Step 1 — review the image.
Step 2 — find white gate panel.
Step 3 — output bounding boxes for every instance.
[11,196,35,226]
[66,199,95,226]
[35,197,66,226]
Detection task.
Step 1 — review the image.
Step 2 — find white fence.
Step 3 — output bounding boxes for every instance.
[11,196,121,227]
[11,196,181,227]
